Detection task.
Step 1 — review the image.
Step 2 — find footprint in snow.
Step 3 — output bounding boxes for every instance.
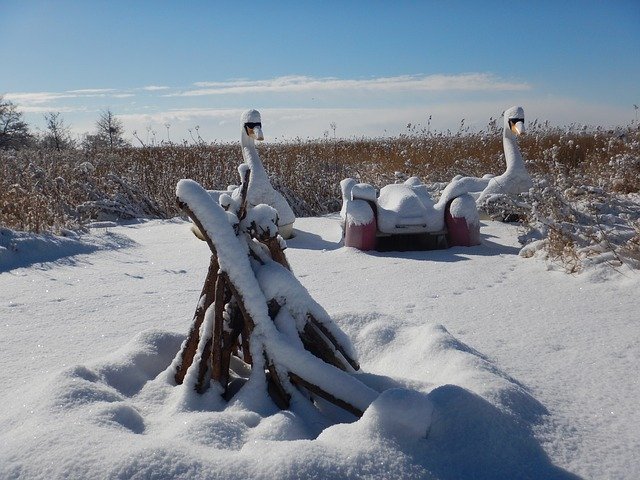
[163,269,187,274]
[124,273,144,280]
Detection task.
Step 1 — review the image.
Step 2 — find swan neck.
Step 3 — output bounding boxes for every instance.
[241,131,268,179]
[503,132,524,173]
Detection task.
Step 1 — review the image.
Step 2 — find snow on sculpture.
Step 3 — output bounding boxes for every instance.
[340,176,480,251]
[173,171,382,419]
[339,106,533,251]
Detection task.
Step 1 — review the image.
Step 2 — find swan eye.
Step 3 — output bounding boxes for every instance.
[244,122,262,129]
[508,118,524,126]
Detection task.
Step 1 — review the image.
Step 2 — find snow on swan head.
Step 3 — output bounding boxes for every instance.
[241,109,264,141]
[504,106,525,138]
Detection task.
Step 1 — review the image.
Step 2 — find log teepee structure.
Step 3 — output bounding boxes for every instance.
[171,169,378,417]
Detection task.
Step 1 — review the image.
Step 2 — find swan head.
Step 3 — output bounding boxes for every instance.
[241,109,264,141]
[504,106,525,137]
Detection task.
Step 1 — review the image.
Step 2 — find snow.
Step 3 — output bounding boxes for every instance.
[344,199,375,227]
[339,178,357,223]
[351,183,377,203]
[1,215,639,479]
[448,194,479,225]
[377,183,444,233]
[241,204,280,239]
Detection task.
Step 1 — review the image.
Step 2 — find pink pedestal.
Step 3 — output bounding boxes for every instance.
[344,218,377,250]
[445,211,480,247]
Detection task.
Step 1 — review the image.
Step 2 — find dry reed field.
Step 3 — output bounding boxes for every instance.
[1,122,639,272]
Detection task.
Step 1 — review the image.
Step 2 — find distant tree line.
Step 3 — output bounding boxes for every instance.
[0,95,127,151]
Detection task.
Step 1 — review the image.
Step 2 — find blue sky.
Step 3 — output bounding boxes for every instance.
[1,0,639,143]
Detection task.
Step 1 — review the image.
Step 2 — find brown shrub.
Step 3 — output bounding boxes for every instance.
[1,122,638,236]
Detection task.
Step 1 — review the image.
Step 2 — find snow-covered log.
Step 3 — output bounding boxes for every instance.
[173,175,375,417]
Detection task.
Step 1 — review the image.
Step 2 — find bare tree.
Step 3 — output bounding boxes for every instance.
[95,109,127,150]
[42,112,74,151]
[0,96,32,149]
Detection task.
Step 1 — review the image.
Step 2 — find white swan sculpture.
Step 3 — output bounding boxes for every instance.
[477,106,532,203]
[338,106,532,251]
[439,106,533,205]
[238,109,296,238]
[192,110,296,240]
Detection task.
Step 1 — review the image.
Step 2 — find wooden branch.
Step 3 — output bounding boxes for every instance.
[176,180,367,417]
[219,302,244,393]
[195,335,213,394]
[261,236,291,270]
[300,322,349,371]
[266,357,291,410]
[220,272,256,333]
[174,255,219,385]
[237,168,251,221]
[240,330,253,364]
[222,273,254,365]
[211,272,227,383]
[308,315,360,371]
[288,372,363,417]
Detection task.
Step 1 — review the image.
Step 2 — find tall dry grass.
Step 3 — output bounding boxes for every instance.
[1,121,639,272]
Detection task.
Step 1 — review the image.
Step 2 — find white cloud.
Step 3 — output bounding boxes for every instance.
[5,91,70,105]
[142,85,171,91]
[19,105,89,114]
[10,74,631,143]
[175,74,531,97]
[5,89,120,105]
[65,88,117,94]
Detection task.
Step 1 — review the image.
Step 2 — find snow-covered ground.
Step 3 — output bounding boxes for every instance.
[1,216,638,479]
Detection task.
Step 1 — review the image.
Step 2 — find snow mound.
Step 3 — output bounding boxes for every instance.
[0,313,575,479]
[359,388,434,439]
[0,226,136,272]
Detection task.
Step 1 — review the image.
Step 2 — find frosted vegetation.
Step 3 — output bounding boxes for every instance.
[1,120,639,273]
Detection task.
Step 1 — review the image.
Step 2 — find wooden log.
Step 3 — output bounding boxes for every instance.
[236,168,251,221]
[174,255,219,384]
[219,302,244,393]
[308,314,360,371]
[220,272,256,332]
[266,358,291,410]
[240,329,252,364]
[194,336,213,393]
[288,372,364,417]
[299,322,349,371]
[211,272,228,384]
[261,236,291,270]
